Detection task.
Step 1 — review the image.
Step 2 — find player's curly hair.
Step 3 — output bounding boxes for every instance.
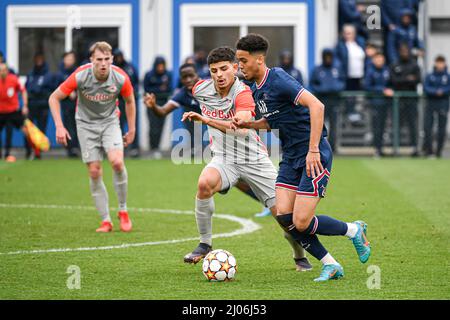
[236,34,269,55]
[207,46,236,66]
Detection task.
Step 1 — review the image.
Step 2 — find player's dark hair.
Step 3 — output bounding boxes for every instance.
[236,33,269,55]
[179,63,197,74]
[63,51,76,59]
[207,47,236,65]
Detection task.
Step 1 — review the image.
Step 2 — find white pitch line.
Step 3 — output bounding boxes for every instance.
[0,203,262,256]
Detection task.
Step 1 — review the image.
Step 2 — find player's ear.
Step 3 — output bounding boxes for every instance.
[233,62,238,73]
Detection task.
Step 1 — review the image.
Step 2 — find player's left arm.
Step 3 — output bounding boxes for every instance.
[181,111,236,134]
[121,77,136,147]
[297,90,325,178]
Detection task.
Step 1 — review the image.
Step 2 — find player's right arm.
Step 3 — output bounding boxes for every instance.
[143,92,178,117]
[49,71,77,146]
[231,116,270,130]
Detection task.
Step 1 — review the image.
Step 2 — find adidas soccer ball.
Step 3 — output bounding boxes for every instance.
[202,249,237,282]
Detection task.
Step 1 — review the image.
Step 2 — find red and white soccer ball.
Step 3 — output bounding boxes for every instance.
[202,249,237,282]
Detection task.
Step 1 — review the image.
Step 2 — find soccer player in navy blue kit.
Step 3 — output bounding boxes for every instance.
[233,34,371,282]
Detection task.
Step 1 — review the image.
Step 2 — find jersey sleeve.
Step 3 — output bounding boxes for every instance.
[15,76,25,92]
[168,89,185,107]
[191,79,206,97]
[120,74,133,98]
[234,89,256,116]
[277,70,306,105]
[59,72,78,95]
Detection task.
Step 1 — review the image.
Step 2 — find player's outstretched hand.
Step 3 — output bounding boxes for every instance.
[123,130,136,147]
[56,126,71,147]
[143,93,157,109]
[306,150,324,178]
[182,111,204,123]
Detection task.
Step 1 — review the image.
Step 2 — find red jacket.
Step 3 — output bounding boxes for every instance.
[0,73,24,114]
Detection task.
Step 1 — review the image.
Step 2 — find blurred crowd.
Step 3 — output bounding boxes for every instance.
[0,0,449,160]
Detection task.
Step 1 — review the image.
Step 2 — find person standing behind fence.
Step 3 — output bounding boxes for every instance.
[113,49,140,158]
[54,51,79,158]
[143,56,172,158]
[423,56,450,158]
[390,43,421,156]
[335,24,366,124]
[279,50,304,85]
[25,53,55,160]
[364,52,394,157]
[310,49,346,152]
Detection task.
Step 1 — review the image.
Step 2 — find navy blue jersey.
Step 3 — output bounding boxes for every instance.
[169,86,201,113]
[252,67,328,162]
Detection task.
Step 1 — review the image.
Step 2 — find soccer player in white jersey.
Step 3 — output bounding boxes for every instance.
[182,47,311,271]
[48,41,136,233]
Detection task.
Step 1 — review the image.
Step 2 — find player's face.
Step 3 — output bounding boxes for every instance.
[209,61,237,91]
[236,50,261,82]
[0,64,8,78]
[180,67,199,91]
[90,49,113,80]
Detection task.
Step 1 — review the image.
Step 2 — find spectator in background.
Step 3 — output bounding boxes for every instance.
[335,24,366,123]
[364,52,394,157]
[423,55,450,158]
[54,51,79,158]
[309,48,345,151]
[387,8,424,64]
[381,0,420,31]
[338,0,368,40]
[278,50,304,85]
[113,49,140,157]
[143,56,172,158]
[25,53,55,159]
[0,63,29,162]
[194,50,210,79]
[390,43,421,156]
[364,42,378,73]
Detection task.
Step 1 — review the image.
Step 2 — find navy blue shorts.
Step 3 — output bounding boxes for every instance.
[275,139,333,198]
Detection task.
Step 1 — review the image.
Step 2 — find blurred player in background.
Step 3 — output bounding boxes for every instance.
[0,63,29,161]
[181,47,311,272]
[48,41,136,233]
[234,34,371,282]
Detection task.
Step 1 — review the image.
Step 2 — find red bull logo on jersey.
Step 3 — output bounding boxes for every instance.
[201,105,235,119]
[82,92,117,103]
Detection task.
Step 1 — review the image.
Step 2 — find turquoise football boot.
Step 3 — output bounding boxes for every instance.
[314,264,344,282]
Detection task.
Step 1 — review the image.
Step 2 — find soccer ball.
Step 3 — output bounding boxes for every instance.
[202,249,237,282]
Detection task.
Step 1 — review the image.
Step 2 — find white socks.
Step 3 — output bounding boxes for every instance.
[345,223,358,238]
[89,177,111,222]
[320,253,338,266]
[113,167,128,211]
[195,197,215,246]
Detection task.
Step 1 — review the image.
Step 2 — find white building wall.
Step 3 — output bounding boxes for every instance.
[315,0,338,73]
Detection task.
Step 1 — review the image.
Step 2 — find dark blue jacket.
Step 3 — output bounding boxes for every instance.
[143,56,172,96]
[364,65,391,106]
[335,37,366,78]
[115,61,139,91]
[381,0,420,27]
[338,0,361,30]
[310,63,345,94]
[25,62,55,106]
[424,67,450,108]
[281,66,304,86]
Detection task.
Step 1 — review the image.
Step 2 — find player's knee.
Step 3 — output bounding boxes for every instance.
[88,165,102,179]
[197,178,214,198]
[111,158,124,172]
[293,214,312,232]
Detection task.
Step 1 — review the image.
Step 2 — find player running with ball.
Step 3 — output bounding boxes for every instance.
[233,34,371,282]
[182,46,312,272]
[49,41,135,233]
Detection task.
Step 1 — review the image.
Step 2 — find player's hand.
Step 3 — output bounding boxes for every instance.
[182,111,205,123]
[123,129,135,147]
[231,116,249,130]
[21,105,29,117]
[144,93,157,109]
[56,126,71,147]
[306,150,324,179]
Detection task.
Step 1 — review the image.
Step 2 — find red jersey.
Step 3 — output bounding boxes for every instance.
[0,73,24,114]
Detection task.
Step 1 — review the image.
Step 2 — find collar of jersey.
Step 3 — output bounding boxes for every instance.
[256,67,270,90]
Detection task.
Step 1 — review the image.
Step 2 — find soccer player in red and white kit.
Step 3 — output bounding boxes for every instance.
[49,42,136,233]
[0,63,29,162]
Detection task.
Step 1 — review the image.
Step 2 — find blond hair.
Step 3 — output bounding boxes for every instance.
[89,41,113,57]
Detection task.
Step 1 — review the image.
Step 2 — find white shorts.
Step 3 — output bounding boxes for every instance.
[77,118,123,163]
[205,156,277,208]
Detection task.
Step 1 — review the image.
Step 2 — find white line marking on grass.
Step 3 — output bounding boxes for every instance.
[0,203,262,256]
